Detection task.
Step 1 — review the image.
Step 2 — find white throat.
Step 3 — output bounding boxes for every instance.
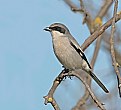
[51,31,64,39]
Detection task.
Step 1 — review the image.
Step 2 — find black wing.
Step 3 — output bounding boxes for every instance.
[70,40,91,69]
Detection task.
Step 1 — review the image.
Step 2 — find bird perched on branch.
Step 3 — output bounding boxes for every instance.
[44,23,109,93]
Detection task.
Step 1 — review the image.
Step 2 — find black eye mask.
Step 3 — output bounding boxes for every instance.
[49,26,65,34]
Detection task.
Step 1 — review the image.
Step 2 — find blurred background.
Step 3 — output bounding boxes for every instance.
[0,0,121,110]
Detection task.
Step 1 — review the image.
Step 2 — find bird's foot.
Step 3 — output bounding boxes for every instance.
[61,68,73,80]
[62,68,69,73]
[67,71,73,80]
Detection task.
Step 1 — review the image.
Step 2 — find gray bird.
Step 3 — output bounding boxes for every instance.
[44,23,109,93]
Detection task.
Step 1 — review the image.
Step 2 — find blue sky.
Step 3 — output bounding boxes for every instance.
[0,0,121,110]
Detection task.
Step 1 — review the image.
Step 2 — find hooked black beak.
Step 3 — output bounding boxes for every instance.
[43,27,51,32]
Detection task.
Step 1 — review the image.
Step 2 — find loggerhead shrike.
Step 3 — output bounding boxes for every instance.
[44,23,109,93]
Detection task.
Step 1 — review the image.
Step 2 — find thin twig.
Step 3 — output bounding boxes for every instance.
[44,69,106,110]
[69,70,106,110]
[90,0,113,67]
[90,0,113,68]
[43,71,65,110]
[110,0,121,97]
[81,13,121,51]
[91,35,102,68]
[97,0,113,18]
[64,0,93,33]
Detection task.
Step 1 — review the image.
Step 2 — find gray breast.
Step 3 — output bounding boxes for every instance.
[52,36,83,70]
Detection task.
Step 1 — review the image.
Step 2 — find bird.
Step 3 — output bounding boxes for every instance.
[44,23,109,93]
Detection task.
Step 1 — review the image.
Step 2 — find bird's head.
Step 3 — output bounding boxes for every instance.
[44,23,70,37]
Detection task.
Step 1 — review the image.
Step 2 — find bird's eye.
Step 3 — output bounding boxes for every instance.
[55,26,65,34]
[52,26,61,31]
[56,27,61,31]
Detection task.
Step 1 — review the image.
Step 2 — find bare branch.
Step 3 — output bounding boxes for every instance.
[43,71,66,110]
[64,0,93,33]
[109,0,121,97]
[69,70,106,110]
[97,0,113,18]
[81,13,121,51]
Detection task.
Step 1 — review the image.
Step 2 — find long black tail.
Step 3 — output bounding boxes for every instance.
[88,71,109,93]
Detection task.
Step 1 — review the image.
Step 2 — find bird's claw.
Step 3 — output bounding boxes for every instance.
[62,68,69,73]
